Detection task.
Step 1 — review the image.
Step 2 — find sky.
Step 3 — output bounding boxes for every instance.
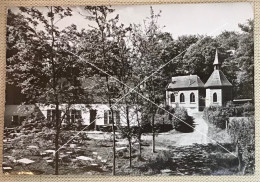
[9,2,253,38]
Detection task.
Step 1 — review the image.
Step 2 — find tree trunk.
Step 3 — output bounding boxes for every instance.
[125,105,132,167]
[112,118,116,175]
[152,112,155,153]
[128,138,132,167]
[236,143,243,172]
[138,136,142,160]
[106,76,116,175]
[54,102,60,175]
[137,111,142,160]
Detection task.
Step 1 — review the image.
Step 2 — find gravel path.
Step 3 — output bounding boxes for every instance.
[142,111,209,147]
[176,111,209,146]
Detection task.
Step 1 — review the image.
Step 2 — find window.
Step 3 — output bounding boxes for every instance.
[70,110,81,123]
[180,93,185,103]
[190,93,195,103]
[11,115,19,125]
[47,109,61,121]
[213,93,217,102]
[104,110,120,125]
[170,93,175,102]
[109,111,113,124]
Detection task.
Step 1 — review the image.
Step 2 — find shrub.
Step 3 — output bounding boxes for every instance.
[140,123,173,133]
[228,117,255,174]
[242,103,254,117]
[204,106,229,129]
[171,107,194,132]
[204,103,255,129]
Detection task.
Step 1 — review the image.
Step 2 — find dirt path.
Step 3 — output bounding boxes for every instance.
[175,111,208,146]
[142,111,209,147]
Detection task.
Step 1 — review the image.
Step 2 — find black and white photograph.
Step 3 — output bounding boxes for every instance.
[3,2,254,175]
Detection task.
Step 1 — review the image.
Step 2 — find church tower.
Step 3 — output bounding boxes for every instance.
[205,49,233,107]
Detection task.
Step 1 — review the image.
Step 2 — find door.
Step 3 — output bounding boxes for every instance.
[89,110,97,130]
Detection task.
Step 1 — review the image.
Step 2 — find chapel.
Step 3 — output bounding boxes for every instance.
[166,49,233,112]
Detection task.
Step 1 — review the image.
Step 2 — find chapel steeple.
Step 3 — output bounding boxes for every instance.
[205,49,233,107]
[213,49,220,70]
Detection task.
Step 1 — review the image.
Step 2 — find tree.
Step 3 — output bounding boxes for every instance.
[235,19,254,99]
[181,36,220,82]
[228,117,254,174]
[215,31,240,86]
[130,7,166,153]
[6,7,88,175]
[79,5,131,175]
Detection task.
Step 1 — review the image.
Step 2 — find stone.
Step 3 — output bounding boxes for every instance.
[17,158,35,164]
[161,169,172,173]
[3,167,12,170]
[76,156,94,161]
[101,159,107,163]
[27,145,39,149]
[43,156,51,160]
[71,159,77,162]
[46,160,53,163]
[40,152,47,156]
[116,147,127,151]
[44,150,55,155]
[70,144,76,148]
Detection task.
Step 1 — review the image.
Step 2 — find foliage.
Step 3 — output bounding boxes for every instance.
[228,117,254,174]
[130,7,169,153]
[204,103,255,174]
[233,20,254,99]
[171,107,194,132]
[203,106,229,129]
[6,6,91,175]
[204,102,254,129]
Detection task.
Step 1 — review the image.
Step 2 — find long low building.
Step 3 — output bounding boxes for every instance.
[4,103,140,129]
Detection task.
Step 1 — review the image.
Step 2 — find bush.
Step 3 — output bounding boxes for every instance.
[242,103,254,117]
[203,106,229,129]
[203,103,255,129]
[171,107,194,132]
[228,117,255,174]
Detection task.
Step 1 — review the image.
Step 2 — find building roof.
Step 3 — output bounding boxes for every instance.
[5,105,36,116]
[204,70,232,87]
[213,49,220,65]
[167,75,204,90]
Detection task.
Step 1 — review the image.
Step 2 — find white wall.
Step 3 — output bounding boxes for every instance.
[205,88,222,107]
[36,103,139,126]
[167,90,199,111]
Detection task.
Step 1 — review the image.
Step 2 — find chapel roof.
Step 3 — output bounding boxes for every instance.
[167,75,204,90]
[204,70,232,87]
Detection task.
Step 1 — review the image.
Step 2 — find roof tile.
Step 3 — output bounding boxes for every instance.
[167,75,204,90]
[204,70,232,87]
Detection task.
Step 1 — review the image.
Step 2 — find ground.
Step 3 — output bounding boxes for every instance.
[2,111,237,175]
[142,112,209,148]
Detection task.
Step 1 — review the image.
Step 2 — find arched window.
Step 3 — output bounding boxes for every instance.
[213,92,217,102]
[190,92,195,103]
[180,93,185,103]
[170,93,175,102]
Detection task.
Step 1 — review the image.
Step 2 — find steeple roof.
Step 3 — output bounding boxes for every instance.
[204,70,232,87]
[213,49,220,65]
[205,49,232,87]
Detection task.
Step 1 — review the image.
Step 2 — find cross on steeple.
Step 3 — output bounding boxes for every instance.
[213,49,221,70]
